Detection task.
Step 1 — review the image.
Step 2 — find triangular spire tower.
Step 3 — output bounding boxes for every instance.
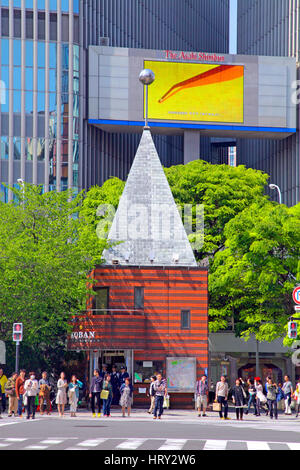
[102,128,197,267]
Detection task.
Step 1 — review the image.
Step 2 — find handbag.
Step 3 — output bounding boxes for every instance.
[101,389,109,400]
[213,402,221,412]
[163,395,170,409]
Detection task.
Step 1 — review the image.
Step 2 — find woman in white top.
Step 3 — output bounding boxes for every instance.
[56,372,68,417]
[24,372,39,420]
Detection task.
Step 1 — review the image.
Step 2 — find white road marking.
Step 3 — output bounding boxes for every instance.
[203,440,228,450]
[40,439,64,445]
[287,443,300,450]
[116,438,147,450]
[247,441,270,450]
[158,439,187,450]
[77,438,107,447]
[5,438,27,442]
[25,445,49,450]
[0,443,11,448]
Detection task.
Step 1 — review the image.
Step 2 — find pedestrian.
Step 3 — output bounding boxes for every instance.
[5,372,18,417]
[56,372,68,417]
[231,378,247,421]
[147,375,156,414]
[276,382,285,411]
[266,377,278,420]
[215,376,229,420]
[119,366,130,386]
[102,374,113,417]
[24,372,39,420]
[195,375,209,417]
[100,364,108,380]
[255,378,267,416]
[68,375,83,417]
[15,369,26,418]
[294,379,300,417]
[38,371,51,416]
[0,368,8,414]
[282,375,293,415]
[153,373,167,420]
[120,377,133,417]
[111,365,120,406]
[245,379,258,416]
[89,369,103,418]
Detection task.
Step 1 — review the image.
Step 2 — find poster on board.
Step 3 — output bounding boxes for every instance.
[166,357,196,393]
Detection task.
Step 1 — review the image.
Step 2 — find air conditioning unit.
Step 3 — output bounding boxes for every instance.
[99,37,110,46]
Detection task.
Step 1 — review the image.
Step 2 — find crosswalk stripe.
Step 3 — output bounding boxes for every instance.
[0,443,11,448]
[25,445,49,450]
[158,439,187,450]
[5,438,27,442]
[203,440,227,450]
[77,439,107,447]
[247,441,270,450]
[116,439,147,450]
[287,443,300,450]
[40,439,64,445]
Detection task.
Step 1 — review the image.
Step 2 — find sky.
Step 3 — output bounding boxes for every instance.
[229,0,237,54]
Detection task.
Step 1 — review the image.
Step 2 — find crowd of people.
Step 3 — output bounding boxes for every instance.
[0,365,168,420]
[195,374,300,420]
[1,366,299,421]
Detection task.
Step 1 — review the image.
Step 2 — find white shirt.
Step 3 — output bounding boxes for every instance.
[24,379,39,396]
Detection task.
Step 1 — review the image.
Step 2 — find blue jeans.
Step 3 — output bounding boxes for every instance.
[154,395,164,417]
[267,399,278,419]
[247,394,258,414]
[17,395,23,416]
[102,396,112,416]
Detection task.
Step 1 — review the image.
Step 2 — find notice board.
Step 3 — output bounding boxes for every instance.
[166,357,196,392]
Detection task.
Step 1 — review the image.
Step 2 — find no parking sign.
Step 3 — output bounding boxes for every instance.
[293,287,300,305]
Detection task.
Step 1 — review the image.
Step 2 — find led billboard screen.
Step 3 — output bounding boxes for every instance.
[144,60,244,123]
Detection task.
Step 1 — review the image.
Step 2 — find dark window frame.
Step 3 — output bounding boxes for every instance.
[181,309,191,330]
[93,287,109,315]
[134,286,144,310]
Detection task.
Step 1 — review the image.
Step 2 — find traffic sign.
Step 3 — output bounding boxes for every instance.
[293,287,300,305]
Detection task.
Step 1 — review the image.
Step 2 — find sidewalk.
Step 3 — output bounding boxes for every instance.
[14,407,297,422]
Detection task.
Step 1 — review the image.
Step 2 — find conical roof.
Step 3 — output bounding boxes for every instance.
[102,128,197,267]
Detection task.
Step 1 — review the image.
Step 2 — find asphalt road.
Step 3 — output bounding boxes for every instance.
[1,409,300,452]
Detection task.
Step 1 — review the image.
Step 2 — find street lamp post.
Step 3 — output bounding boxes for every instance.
[269,183,282,205]
[139,69,155,128]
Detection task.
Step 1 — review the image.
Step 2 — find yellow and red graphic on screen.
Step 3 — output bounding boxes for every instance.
[144,60,244,123]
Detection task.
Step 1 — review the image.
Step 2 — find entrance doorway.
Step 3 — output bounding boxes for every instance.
[101,350,126,372]
[89,350,133,378]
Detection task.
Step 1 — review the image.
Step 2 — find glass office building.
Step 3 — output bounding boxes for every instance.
[0,0,229,201]
[236,0,299,206]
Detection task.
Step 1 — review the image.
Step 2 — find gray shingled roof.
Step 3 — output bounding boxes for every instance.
[102,128,197,267]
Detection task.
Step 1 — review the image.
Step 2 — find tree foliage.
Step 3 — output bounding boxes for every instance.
[209,200,300,343]
[0,184,108,357]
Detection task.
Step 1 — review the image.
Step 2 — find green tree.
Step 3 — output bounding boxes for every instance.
[0,184,108,364]
[209,200,300,343]
[164,160,269,261]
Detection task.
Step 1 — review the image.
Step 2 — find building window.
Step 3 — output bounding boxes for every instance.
[134,287,144,310]
[134,360,164,383]
[181,310,191,330]
[93,287,109,315]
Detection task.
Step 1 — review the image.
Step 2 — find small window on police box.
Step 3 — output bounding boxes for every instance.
[93,287,109,315]
[134,287,144,310]
[181,310,191,329]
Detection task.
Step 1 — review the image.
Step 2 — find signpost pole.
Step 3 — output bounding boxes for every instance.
[15,340,20,373]
[255,339,260,378]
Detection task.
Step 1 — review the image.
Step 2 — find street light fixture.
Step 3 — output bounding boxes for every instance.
[269,183,282,205]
